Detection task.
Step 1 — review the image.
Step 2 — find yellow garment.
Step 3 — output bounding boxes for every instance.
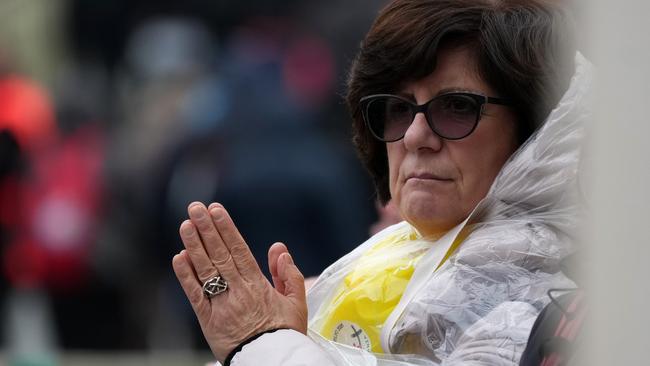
[317,228,427,353]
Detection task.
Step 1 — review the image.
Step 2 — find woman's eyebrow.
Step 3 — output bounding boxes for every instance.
[436,87,481,95]
[397,87,484,101]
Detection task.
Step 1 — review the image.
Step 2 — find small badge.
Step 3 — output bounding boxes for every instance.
[332,320,372,351]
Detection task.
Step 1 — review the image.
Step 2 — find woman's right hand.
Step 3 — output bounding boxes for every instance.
[172,202,308,363]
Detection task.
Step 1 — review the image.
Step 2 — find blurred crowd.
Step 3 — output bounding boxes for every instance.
[0,0,387,359]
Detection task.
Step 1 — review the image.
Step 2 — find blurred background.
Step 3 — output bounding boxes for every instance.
[8,1,643,366]
[0,0,388,364]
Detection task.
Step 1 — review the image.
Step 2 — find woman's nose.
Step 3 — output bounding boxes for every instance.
[403,112,443,152]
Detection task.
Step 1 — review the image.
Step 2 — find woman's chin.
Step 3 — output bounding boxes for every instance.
[399,193,461,237]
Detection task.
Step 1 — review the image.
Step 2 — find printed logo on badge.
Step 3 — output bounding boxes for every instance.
[332,320,372,351]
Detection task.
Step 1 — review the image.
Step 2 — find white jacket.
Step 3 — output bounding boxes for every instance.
[230,53,593,366]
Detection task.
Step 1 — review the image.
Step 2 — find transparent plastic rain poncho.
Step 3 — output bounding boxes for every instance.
[305,53,593,365]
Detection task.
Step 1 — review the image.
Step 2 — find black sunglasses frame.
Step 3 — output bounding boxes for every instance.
[360,92,512,142]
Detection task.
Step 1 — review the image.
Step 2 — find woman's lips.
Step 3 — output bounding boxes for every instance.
[406,172,453,182]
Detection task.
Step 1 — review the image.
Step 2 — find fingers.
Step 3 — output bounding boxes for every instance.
[208,204,264,283]
[188,202,230,265]
[179,220,221,282]
[187,202,239,280]
[277,253,306,306]
[172,250,210,319]
[268,242,289,294]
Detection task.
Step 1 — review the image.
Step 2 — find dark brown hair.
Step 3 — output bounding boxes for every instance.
[347,0,576,204]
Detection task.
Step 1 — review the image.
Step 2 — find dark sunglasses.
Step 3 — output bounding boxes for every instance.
[360,92,511,142]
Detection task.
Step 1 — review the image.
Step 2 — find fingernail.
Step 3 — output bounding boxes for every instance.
[190,205,205,219]
[284,253,294,265]
[208,202,222,210]
[181,221,194,235]
[210,208,224,222]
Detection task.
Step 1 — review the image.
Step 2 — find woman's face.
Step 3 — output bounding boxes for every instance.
[387,46,519,237]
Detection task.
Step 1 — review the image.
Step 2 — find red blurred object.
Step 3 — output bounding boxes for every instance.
[0,75,105,292]
[283,35,335,107]
[3,239,49,289]
[0,75,58,154]
[25,124,105,291]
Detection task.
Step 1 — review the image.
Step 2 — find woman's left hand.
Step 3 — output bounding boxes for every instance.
[172,202,307,363]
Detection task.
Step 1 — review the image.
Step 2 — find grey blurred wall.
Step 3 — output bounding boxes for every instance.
[585,0,650,364]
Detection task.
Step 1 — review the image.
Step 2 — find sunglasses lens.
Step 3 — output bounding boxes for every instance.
[366,97,413,141]
[427,94,480,139]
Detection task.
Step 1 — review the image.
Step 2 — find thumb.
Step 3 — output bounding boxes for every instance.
[268,242,288,293]
[278,253,306,304]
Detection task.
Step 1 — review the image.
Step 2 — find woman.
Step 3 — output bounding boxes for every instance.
[172,0,591,364]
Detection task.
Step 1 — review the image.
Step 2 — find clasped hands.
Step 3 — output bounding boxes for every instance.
[172,202,308,362]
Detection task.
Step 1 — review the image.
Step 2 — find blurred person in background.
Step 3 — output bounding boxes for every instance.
[173,0,589,365]
[106,17,224,349]
[0,50,106,364]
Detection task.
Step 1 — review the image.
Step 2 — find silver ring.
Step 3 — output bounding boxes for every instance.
[202,275,228,298]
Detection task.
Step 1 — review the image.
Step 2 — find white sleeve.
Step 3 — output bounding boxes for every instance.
[230,329,337,366]
[229,329,437,366]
